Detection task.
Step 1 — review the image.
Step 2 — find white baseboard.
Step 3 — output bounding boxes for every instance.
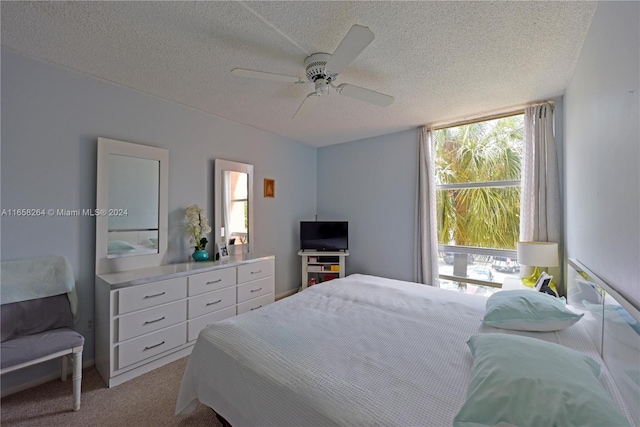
[275,288,298,300]
[1,358,95,398]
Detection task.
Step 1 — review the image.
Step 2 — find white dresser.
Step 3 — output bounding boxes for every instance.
[95,254,274,387]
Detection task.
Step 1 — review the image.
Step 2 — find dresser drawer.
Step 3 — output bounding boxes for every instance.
[117,300,186,342]
[117,323,186,370]
[188,286,236,319]
[188,267,236,296]
[237,276,273,303]
[237,293,274,315]
[237,259,273,284]
[118,277,186,315]
[187,306,236,341]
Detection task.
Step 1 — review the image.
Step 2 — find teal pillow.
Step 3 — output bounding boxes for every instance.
[107,240,136,254]
[454,334,630,427]
[483,289,583,331]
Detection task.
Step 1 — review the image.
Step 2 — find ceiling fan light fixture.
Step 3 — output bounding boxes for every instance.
[314,78,329,95]
[304,53,333,82]
[230,24,393,119]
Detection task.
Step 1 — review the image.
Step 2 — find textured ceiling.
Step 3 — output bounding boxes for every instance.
[1,1,596,147]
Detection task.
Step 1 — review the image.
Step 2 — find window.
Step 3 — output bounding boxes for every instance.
[226,171,249,244]
[433,114,524,295]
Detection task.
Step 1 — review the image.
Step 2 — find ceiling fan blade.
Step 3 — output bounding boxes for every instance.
[325,25,375,75]
[231,68,305,83]
[293,93,318,119]
[337,84,394,107]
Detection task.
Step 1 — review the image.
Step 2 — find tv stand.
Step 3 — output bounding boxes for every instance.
[298,250,349,290]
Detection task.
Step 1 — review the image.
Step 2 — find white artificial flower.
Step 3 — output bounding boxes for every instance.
[185,204,210,250]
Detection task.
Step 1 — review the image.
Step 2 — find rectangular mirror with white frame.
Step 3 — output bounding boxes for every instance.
[214,159,254,257]
[96,137,168,274]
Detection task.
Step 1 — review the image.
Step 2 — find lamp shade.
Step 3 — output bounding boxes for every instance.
[517,241,559,267]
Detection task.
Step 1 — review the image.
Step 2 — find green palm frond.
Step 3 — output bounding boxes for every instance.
[434,115,523,250]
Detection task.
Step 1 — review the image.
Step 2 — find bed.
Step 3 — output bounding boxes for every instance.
[107,231,159,258]
[175,267,638,426]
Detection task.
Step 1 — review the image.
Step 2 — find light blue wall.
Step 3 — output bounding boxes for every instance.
[317,128,419,282]
[1,48,316,391]
[564,2,639,301]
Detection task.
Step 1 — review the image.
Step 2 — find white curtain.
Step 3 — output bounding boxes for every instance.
[222,171,231,245]
[414,127,439,286]
[520,102,561,243]
[520,103,562,290]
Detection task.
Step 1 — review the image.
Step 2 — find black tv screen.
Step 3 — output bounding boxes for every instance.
[300,221,348,251]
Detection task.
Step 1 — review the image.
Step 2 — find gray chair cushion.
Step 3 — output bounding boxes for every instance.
[1,328,84,369]
[1,294,73,342]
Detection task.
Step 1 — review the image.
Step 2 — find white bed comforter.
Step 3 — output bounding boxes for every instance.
[175,274,625,426]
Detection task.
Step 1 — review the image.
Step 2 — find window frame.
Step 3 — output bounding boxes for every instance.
[433,113,524,288]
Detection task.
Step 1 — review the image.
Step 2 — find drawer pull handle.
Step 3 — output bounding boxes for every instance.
[250,269,262,275]
[206,279,222,285]
[143,316,165,325]
[250,305,263,311]
[206,299,222,306]
[250,287,263,293]
[143,292,166,299]
[143,341,165,351]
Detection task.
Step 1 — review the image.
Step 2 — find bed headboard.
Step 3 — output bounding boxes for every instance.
[567,258,640,426]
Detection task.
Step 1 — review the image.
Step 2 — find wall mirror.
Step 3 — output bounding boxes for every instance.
[96,137,168,274]
[214,159,254,257]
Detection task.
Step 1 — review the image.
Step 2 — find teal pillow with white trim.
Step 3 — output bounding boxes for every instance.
[483,289,583,331]
[454,333,630,427]
[107,240,136,254]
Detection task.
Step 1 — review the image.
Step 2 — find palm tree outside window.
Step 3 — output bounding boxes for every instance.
[433,114,524,295]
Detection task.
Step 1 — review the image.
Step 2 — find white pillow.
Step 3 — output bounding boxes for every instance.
[107,240,136,254]
[482,290,583,331]
[454,333,630,427]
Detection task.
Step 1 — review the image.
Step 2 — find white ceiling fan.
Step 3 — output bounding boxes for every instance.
[231,25,394,119]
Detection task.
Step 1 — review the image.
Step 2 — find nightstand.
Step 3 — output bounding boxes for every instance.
[502,277,534,291]
[502,276,559,297]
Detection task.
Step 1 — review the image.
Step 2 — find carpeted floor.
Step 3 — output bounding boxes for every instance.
[0,356,222,426]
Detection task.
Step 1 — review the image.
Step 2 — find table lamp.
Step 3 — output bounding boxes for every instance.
[517,241,559,288]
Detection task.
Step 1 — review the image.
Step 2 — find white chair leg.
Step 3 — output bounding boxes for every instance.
[72,350,82,411]
[61,355,68,381]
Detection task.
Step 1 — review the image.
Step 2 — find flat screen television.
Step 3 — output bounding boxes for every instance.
[300,221,348,252]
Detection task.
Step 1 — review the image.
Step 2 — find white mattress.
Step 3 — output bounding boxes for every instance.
[175,274,630,426]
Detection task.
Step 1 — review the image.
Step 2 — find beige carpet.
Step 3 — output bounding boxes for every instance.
[0,356,222,427]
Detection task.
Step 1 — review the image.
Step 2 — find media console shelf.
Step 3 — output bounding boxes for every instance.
[298,250,349,290]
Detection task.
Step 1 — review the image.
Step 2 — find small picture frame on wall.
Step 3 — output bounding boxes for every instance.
[264,178,275,198]
[216,242,229,260]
